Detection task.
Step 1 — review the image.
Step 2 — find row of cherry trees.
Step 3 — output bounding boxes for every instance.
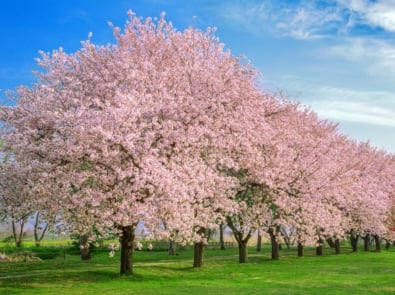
[0,155,56,247]
[1,11,394,274]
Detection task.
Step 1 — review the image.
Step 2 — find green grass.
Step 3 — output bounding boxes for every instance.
[0,246,394,295]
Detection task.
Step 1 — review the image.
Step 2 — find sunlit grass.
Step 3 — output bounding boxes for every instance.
[0,245,394,295]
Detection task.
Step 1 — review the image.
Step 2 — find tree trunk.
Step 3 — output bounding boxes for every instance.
[316,245,323,256]
[268,227,280,260]
[226,217,252,263]
[297,242,304,257]
[193,241,204,268]
[350,232,359,252]
[12,219,25,248]
[316,238,323,256]
[120,225,135,275]
[79,234,91,260]
[219,223,225,250]
[193,227,206,268]
[326,237,335,248]
[374,235,381,252]
[256,232,262,252]
[34,212,49,247]
[34,224,49,247]
[363,234,371,252]
[385,239,391,250]
[168,239,176,256]
[334,239,340,254]
[238,240,248,263]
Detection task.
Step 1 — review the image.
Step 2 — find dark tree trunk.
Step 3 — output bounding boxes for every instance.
[256,232,262,252]
[316,245,323,256]
[316,238,323,256]
[238,240,248,263]
[350,232,359,252]
[326,237,335,248]
[219,223,225,250]
[79,234,91,260]
[334,239,340,254]
[193,241,204,268]
[168,239,176,256]
[33,212,49,247]
[12,219,25,248]
[120,225,135,275]
[374,235,381,252]
[385,239,391,250]
[226,217,252,263]
[268,227,280,260]
[193,227,206,268]
[363,234,371,252]
[297,242,304,257]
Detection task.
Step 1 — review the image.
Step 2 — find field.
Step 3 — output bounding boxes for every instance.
[0,244,394,295]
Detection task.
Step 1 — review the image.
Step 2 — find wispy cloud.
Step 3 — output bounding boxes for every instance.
[311,98,395,127]
[274,2,345,39]
[336,0,395,32]
[299,84,395,127]
[324,37,395,77]
[269,73,395,127]
[220,1,346,39]
[219,0,395,39]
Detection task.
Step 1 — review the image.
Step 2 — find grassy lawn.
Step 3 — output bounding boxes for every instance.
[0,245,394,295]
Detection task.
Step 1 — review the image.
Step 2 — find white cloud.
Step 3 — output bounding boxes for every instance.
[221,1,346,39]
[274,2,345,39]
[324,37,395,77]
[220,0,395,39]
[270,74,395,127]
[337,0,395,32]
[310,98,395,127]
[298,85,395,127]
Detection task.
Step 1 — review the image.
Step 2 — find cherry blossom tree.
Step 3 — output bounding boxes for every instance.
[0,10,277,272]
[339,143,395,252]
[0,157,56,247]
[230,102,343,259]
[281,134,394,256]
[0,161,31,247]
[223,169,272,263]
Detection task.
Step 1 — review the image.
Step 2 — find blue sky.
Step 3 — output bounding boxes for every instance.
[1,0,394,153]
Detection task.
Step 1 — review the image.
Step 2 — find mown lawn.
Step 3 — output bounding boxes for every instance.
[0,245,394,295]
